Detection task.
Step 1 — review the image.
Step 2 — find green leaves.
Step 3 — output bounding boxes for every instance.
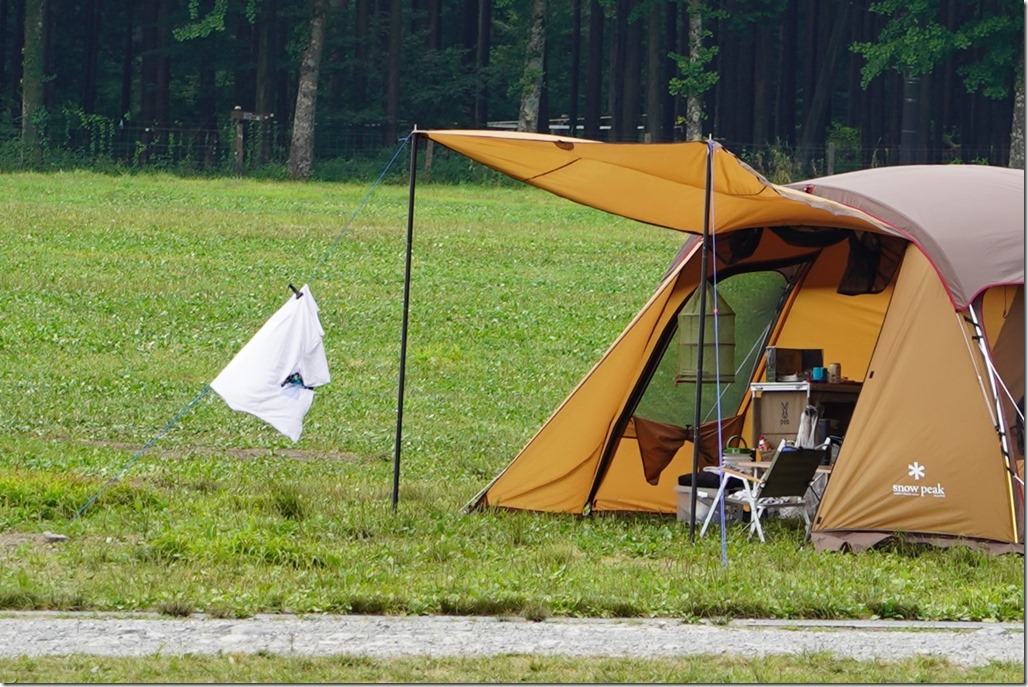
[852,0,1023,97]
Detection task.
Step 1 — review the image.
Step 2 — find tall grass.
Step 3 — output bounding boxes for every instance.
[0,171,1022,621]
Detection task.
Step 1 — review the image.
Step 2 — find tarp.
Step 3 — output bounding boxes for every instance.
[424,130,892,235]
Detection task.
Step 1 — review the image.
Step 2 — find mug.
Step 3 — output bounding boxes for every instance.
[811,366,827,382]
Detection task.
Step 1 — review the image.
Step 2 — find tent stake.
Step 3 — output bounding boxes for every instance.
[689,138,715,541]
[393,129,420,511]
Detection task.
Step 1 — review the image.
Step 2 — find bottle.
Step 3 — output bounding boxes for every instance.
[757,435,768,459]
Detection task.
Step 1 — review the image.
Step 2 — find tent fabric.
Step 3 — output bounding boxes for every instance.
[423,130,894,236]
[468,243,702,513]
[432,129,1025,551]
[811,248,1019,546]
[788,165,1025,308]
[633,414,746,485]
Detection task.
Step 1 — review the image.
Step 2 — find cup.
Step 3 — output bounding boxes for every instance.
[811,366,827,382]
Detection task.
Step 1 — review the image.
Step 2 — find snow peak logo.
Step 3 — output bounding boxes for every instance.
[891,461,946,498]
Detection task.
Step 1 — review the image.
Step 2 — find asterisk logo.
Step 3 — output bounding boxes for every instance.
[907,462,925,481]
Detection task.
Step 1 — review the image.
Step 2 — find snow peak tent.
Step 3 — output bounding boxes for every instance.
[415,130,1024,553]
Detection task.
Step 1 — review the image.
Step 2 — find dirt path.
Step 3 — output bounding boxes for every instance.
[0,612,1021,667]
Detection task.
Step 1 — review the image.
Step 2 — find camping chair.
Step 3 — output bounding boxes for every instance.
[700,441,828,542]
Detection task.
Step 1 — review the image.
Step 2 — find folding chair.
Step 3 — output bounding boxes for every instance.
[700,441,827,542]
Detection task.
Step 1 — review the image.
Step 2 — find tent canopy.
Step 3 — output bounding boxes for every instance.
[423,130,892,234]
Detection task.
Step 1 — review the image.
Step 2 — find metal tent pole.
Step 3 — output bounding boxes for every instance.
[393,129,420,511]
[688,138,715,540]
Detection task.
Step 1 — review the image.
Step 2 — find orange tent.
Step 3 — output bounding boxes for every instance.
[419,130,1024,553]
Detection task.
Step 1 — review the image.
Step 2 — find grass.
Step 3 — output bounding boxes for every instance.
[0,652,1021,683]
[0,170,1023,628]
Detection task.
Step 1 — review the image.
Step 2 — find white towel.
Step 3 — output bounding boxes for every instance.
[211,285,330,442]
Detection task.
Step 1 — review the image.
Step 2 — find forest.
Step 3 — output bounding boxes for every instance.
[1,0,1024,178]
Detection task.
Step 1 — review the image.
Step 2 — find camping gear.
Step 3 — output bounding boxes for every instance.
[795,405,819,448]
[723,435,755,459]
[827,362,842,383]
[766,347,824,382]
[677,284,736,383]
[415,130,1023,554]
[700,444,829,542]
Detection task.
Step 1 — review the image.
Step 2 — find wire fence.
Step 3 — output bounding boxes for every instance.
[2,117,1014,180]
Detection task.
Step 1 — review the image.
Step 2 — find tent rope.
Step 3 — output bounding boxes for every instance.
[704,139,730,567]
[72,386,212,522]
[70,135,412,521]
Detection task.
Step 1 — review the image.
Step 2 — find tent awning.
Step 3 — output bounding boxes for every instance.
[421,130,892,236]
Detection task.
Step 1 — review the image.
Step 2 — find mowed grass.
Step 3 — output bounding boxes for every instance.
[0,170,1023,624]
[0,652,1021,683]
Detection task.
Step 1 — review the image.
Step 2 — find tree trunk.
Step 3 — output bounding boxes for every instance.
[685,3,702,140]
[583,0,602,138]
[21,0,46,167]
[81,0,100,114]
[608,0,625,139]
[644,1,661,142]
[517,0,546,132]
[425,0,441,50]
[473,0,491,126]
[620,7,642,141]
[1010,68,1025,169]
[287,0,330,180]
[661,0,677,139]
[751,22,773,145]
[797,2,849,165]
[140,0,172,127]
[256,0,277,117]
[567,0,581,136]
[353,0,370,109]
[385,0,401,139]
[119,0,133,121]
[775,0,797,145]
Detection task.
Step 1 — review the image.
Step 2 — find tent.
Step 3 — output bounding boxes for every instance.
[415,130,1025,553]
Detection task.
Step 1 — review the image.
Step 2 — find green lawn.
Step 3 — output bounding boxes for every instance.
[0,171,1022,624]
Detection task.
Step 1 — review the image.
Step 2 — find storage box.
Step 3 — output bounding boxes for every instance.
[675,485,713,523]
[757,389,807,447]
[675,485,743,524]
[765,347,823,381]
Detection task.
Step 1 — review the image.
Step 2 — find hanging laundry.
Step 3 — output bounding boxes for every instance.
[211,284,330,442]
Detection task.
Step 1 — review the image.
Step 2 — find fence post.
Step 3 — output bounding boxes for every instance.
[826,142,836,175]
[232,107,245,175]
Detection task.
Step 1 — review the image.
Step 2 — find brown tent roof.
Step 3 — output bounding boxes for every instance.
[788,165,1025,308]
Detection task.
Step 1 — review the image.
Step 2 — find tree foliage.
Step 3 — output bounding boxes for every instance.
[3,0,1021,170]
[853,0,1023,98]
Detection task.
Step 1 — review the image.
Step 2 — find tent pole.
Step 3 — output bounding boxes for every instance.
[689,138,715,540]
[393,129,420,511]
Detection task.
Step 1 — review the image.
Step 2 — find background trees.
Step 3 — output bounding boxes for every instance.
[0,0,1022,174]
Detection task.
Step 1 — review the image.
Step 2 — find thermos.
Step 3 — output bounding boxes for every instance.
[828,362,842,383]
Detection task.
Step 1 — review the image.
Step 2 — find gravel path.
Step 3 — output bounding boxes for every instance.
[0,613,1022,667]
